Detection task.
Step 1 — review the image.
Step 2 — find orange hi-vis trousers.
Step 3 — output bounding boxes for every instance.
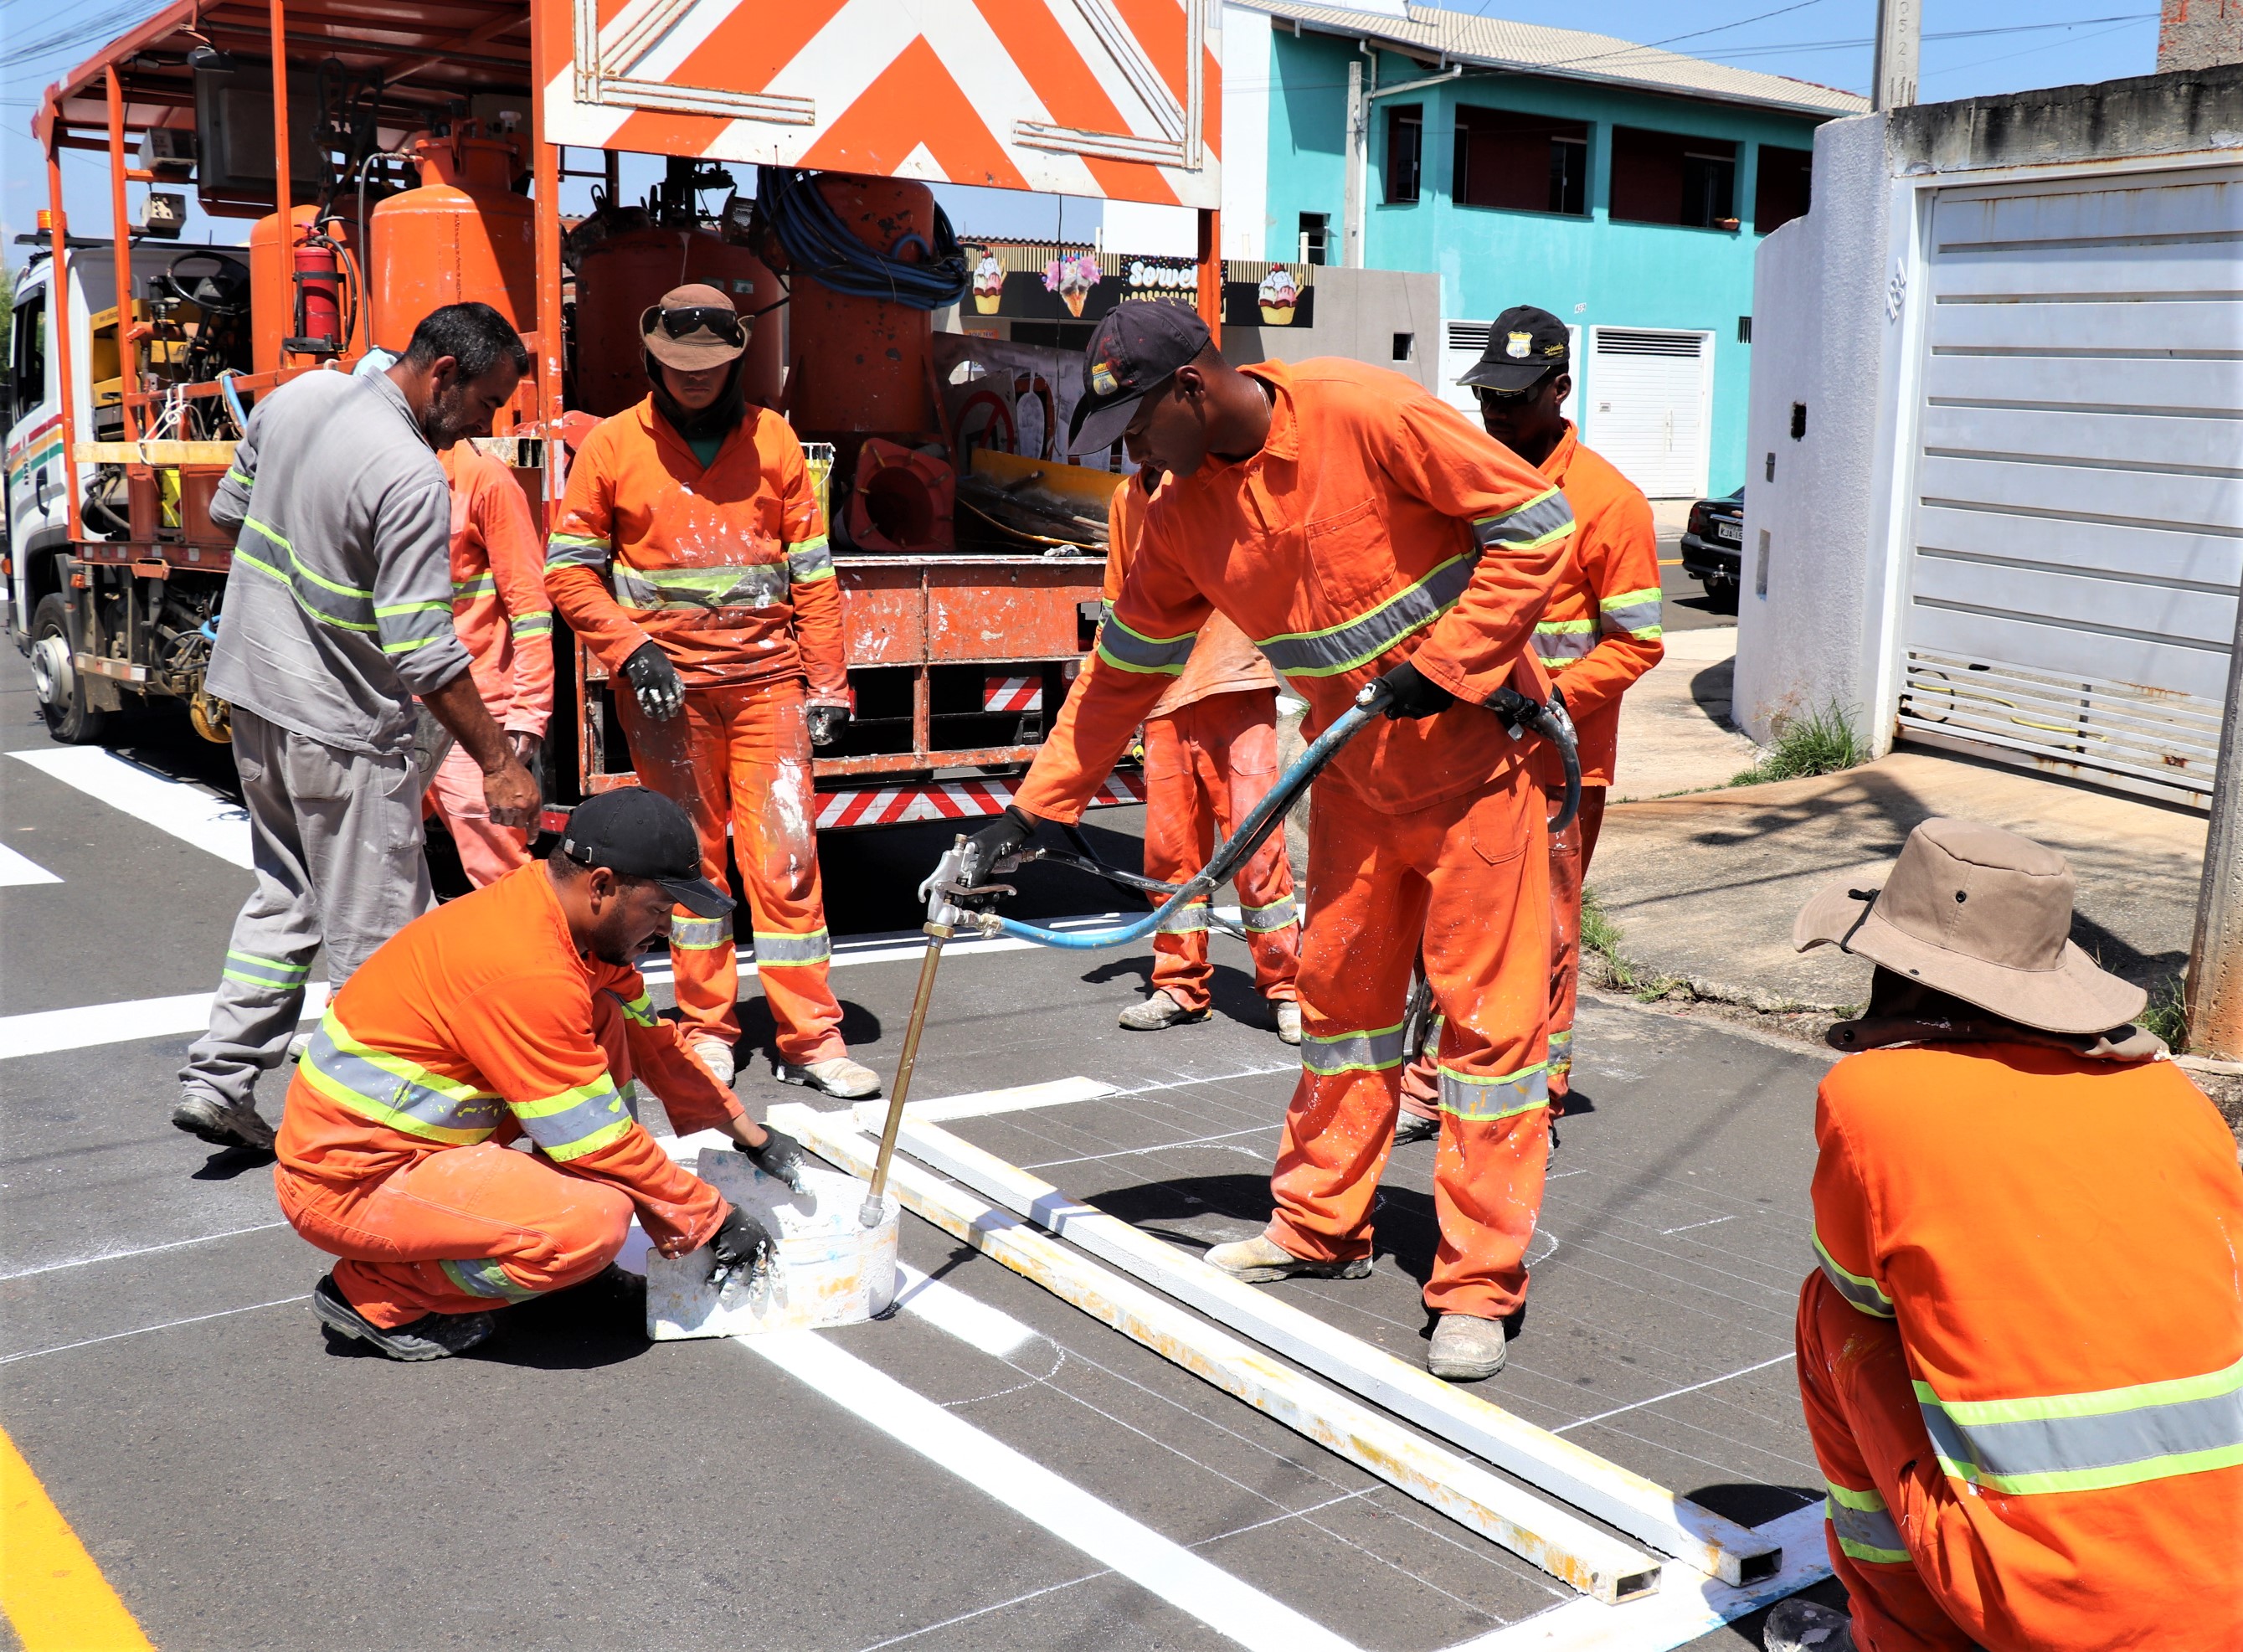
[275,993,645,1328]
[1143,688,1300,1014]
[618,675,845,1064]
[1269,767,1551,1320]
[1403,785,1604,1121]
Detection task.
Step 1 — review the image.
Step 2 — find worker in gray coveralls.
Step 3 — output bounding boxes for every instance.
[172,302,541,1153]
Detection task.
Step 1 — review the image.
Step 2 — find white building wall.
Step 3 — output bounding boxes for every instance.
[1220,4,1273,260]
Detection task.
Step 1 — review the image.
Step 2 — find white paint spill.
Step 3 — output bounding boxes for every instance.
[11,749,253,867]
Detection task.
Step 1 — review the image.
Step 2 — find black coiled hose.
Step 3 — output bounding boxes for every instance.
[754,167,970,310]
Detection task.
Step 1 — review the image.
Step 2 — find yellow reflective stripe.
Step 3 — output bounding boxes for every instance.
[243,517,373,600]
[323,1014,493,1105]
[1598,586,1662,611]
[295,1049,491,1145]
[374,599,450,618]
[233,548,378,634]
[1813,1232,1895,1318]
[1533,618,1595,634]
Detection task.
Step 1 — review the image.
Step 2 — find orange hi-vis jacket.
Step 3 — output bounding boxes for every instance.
[545,399,848,705]
[1105,470,1278,720]
[276,862,745,1256]
[439,441,553,736]
[1810,1042,2243,1644]
[1524,425,1663,790]
[1016,358,1572,823]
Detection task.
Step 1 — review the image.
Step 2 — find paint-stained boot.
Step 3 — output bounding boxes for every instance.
[1392,1109,1439,1146]
[311,1274,495,1362]
[1428,1312,1509,1381]
[691,1037,736,1088]
[1762,1599,1857,1652]
[1119,990,1209,1031]
[777,1056,882,1099]
[172,1089,276,1152]
[1203,1233,1371,1284]
[1273,1001,1302,1045]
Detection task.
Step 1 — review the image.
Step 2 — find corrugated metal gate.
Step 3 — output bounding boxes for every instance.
[1586,328,1713,499]
[1895,165,2243,805]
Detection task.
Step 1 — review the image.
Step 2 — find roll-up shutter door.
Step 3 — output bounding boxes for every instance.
[1585,327,1713,497]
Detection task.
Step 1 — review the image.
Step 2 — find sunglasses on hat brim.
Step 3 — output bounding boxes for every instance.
[650,306,747,346]
[1474,372,1558,406]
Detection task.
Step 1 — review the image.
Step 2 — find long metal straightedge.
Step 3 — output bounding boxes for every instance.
[772,1104,1663,1604]
[892,1116,1781,1588]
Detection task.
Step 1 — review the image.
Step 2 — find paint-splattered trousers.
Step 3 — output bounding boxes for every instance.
[424,737,532,888]
[1401,784,1605,1123]
[179,708,432,1113]
[275,993,641,1327]
[1268,767,1551,1320]
[617,675,845,1064]
[1142,688,1300,1013]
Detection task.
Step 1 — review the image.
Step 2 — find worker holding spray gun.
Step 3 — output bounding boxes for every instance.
[958,306,1576,1382]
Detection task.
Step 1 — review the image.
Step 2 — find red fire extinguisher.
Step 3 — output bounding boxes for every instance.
[288,236,343,357]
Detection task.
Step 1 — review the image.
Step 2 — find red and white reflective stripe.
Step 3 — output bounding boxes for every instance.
[983,677,1042,714]
[815,771,1145,831]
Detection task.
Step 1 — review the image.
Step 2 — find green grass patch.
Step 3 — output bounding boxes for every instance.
[1731,703,1867,787]
[2141,976,2188,1048]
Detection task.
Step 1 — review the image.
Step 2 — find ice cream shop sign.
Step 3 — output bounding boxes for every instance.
[965,245,1316,329]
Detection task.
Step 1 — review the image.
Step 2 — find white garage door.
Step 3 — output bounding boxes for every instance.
[1585,327,1713,498]
[1895,165,2243,805]
[1440,320,1580,423]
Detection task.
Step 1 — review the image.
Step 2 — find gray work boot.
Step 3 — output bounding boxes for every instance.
[1202,1233,1371,1283]
[172,1089,276,1152]
[690,1036,736,1088]
[1392,1109,1440,1146]
[1763,1599,1857,1652]
[1273,1001,1302,1045]
[311,1274,496,1361]
[776,1055,882,1099]
[1119,990,1208,1031]
[1428,1312,1509,1380]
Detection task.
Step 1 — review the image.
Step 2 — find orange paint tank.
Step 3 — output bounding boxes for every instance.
[367,124,536,356]
[785,173,940,443]
[248,206,364,378]
[573,229,783,417]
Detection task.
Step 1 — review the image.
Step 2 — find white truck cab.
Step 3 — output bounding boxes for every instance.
[4,245,110,657]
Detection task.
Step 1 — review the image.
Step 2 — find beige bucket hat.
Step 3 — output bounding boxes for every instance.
[1793,817,2146,1035]
[640,282,748,370]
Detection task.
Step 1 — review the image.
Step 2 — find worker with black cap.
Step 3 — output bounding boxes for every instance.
[547,283,879,1101]
[965,301,1575,1381]
[275,786,809,1362]
[1392,305,1664,1145]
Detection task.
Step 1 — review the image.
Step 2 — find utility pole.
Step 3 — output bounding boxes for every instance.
[2187,600,2243,1058]
[1342,55,1366,269]
[1873,0,1920,112]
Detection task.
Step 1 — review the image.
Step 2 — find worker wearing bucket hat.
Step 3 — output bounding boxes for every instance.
[1765,817,2243,1652]
[548,285,877,1101]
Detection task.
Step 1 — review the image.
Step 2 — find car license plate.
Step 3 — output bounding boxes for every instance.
[1715,520,1742,543]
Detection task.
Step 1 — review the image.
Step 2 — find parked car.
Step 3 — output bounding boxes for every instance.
[1679,486,1743,611]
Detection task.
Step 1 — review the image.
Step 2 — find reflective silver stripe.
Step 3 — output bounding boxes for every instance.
[452,574,498,600]
[439,1257,543,1303]
[1913,1357,2243,1495]
[609,988,658,1028]
[1824,1485,1907,1564]
[236,519,377,633]
[1597,600,1664,639]
[511,613,553,636]
[1098,617,1199,675]
[1813,1233,1896,1319]
[296,1013,506,1144]
[1158,901,1210,936]
[1240,895,1298,933]
[1472,486,1574,553]
[545,533,610,571]
[1436,1061,1549,1121]
[376,598,460,656]
[753,929,831,967]
[514,1073,635,1161]
[1533,625,1598,665]
[1301,1022,1409,1075]
[787,538,835,584]
[1260,553,1476,678]
[610,561,790,612]
[671,914,731,951]
[1546,1027,1574,1074]
[222,949,311,991]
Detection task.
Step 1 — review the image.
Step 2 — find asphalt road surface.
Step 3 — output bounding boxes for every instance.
[2,648,1841,1651]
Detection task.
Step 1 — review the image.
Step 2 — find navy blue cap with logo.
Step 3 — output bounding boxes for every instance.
[1067,302,1213,456]
[1458,306,1571,394]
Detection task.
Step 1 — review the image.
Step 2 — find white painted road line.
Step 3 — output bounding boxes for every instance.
[11,749,253,867]
[0,842,61,887]
[851,1075,1119,1132]
[0,1295,307,1366]
[1554,1353,1799,1436]
[0,986,329,1063]
[892,1260,1040,1358]
[0,1221,294,1282]
[743,1330,1366,1652]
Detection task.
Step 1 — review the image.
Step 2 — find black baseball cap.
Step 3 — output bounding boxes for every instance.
[1067,301,1213,456]
[558,788,734,919]
[1458,306,1571,394]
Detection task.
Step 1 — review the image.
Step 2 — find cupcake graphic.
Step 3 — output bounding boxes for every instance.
[972,251,1005,315]
[1258,265,1299,326]
[1043,252,1102,318]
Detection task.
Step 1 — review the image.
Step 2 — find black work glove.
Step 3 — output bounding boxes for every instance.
[621,639,685,722]
[1374,660,1455,720]
[737,1125,810,1195]
[706,1203,779,1291]
[807,704,850,748]
[959,805,1037,888]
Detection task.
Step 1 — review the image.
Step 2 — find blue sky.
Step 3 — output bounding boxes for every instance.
[2,1,2163,261]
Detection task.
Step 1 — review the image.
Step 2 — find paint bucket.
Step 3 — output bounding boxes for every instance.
[645,1150,899,1340]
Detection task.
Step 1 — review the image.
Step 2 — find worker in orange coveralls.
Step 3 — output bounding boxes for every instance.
[1105,465,1302,1044]
[546,285,878,1101]
[275,788,813,1362]
[963,304,1575,1381]
[1395,306,1663,1145]
[424,438,554,885]
[1760,817,2243,1652]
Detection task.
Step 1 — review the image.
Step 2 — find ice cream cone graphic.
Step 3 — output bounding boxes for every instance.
[1062,290,1088,317]
[1258,266,1299,327]
[1045,252,1101,321]
[972,252,1003,314]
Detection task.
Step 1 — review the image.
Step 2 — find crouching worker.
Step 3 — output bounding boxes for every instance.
[1765,818,2243,1652]
[274,788,810,1362]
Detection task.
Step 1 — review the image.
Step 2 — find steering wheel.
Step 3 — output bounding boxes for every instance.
[164,251,253,315]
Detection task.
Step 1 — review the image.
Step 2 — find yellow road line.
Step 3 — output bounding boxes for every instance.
[0,1426,154,1650]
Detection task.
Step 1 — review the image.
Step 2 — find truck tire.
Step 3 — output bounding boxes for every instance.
[29,594,110,744]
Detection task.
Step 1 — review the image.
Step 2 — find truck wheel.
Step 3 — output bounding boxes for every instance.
[29,594,110,744]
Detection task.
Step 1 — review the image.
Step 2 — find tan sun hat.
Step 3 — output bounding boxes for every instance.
[640,282,748,370]
[1793,817,2145,1035]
